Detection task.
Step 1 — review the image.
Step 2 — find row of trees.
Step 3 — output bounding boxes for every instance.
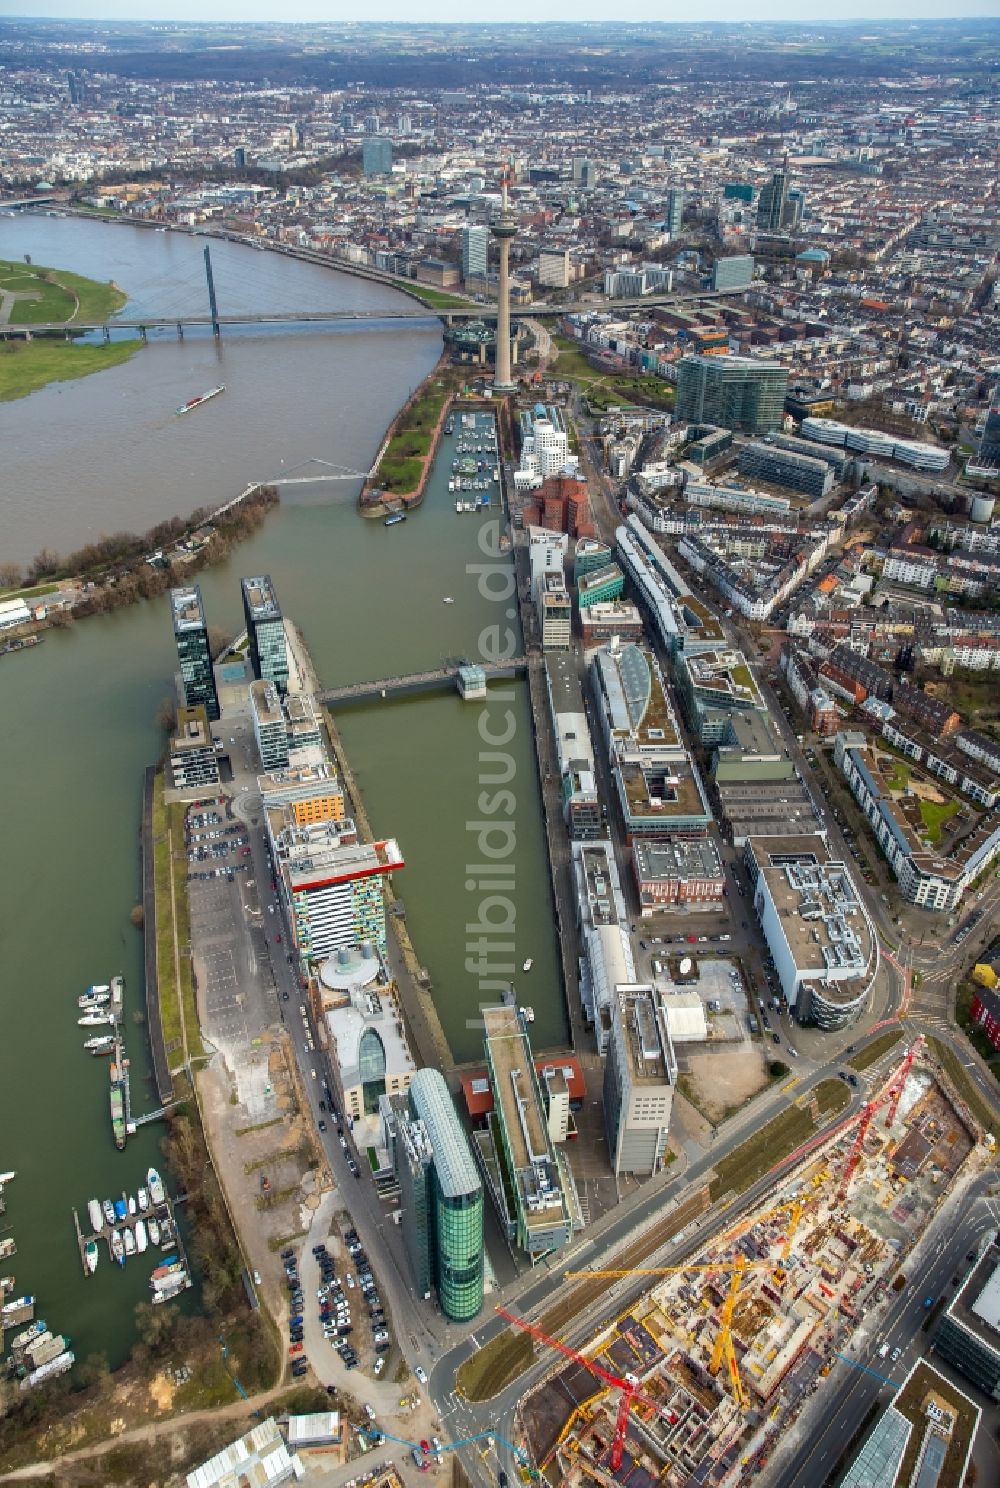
[4,488,279,622]
[20,487,277,591]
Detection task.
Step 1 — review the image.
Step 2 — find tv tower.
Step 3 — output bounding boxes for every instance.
[491,160,517,392]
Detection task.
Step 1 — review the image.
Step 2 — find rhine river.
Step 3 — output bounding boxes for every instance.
[0,217,566,1367]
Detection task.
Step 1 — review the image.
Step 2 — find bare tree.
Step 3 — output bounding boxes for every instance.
[0,561,23,591]
[154,695,177,734]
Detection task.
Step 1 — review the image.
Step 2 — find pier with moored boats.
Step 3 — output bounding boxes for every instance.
[71,1166,192,1302]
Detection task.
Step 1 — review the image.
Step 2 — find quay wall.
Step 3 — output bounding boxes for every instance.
[141,762,173,1103]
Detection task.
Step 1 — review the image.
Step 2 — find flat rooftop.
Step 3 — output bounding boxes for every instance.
[241,573,282,622]
[258,760,338,797]
[250,678,283,726]
[715,709,786,760]
[278,823,404,890]
[947,1246,1000,1349]
[719,779,821,835]
[545,653,586,715]
[617,987,673,1085]
[633,837,722,882]
[685,648,763,709]
[170,584,207,633]
[483,1005,567,1234]
[578,842,625,927]
[751,836,872,998]
[173,706,213,752]
[619,758,707,821]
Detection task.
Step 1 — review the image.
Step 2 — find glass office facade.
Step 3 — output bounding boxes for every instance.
[242,574,289,693]
[393,1069,484,1322]
[434,1180,484,1323]
[676,355,788,435]
[171,584,220,721]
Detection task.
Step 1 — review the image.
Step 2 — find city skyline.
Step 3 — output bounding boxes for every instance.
[9,2,1000,21]
[1,9,998,1485]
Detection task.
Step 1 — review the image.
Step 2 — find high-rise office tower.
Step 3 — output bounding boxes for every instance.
[491,163,517,391]
[460,224,489,282]
[711,254,755,292]
[666,188,685,237]
[784,187,805,228]
[757,169,788,232]
[170,584,220,721]
[389,1068,484,1322]
[975,386,1000,469]
[676,354,788,434]
[241,574,289,693]
[362,137,392,177]
[603,986,676,1178]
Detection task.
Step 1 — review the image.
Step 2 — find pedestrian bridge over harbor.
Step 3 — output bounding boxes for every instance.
[318,656,527,707]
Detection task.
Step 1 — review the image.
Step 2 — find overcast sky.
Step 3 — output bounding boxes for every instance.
[8,2,1000,24]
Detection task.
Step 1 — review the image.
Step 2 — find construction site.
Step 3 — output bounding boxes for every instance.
[514,1040,983,1487]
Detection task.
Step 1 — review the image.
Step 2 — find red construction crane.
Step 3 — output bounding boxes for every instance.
[884,1035,924,1129]
[837,1037,924,1201]
[836,1098,879,1203]
[496,1305,664,1472]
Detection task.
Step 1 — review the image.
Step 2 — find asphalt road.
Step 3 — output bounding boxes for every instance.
[769,1174,1000,1488]
[213,541,1000,1488]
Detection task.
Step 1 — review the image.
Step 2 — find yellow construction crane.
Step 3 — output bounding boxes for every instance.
[565,1256,762,1408]
[563,1194,826,1412]
[708,1256,746,1382]
[772,1200,805,1285]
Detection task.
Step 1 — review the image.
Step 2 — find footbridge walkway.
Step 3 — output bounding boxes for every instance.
[318,657,526,707]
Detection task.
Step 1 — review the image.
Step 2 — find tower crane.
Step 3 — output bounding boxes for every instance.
[836,1037,924,1202]
[564,1256,772,1408]
[884,1034,924,1129]
[773,1199,805,1286]
[495,1305,671,1472]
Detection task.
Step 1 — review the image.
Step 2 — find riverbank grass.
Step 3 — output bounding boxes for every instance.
[376,372,457,495]
[404,283,476,311]
[0,256,127,323]
[0,337,139,403]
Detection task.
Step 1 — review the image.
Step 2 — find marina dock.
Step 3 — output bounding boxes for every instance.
[71,1185,192,1292]
[94,975,181,1149]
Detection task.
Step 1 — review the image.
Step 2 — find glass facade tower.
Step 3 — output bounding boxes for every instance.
[676,354,788,435]
[170,584,220,721]
[242,574,289,694]
[390,1068,484,1322]
[460,224,489,282]
[666,188,685,237]
[757,170,787,232]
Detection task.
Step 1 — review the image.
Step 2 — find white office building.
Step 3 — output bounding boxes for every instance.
[537,248,571,288]
[573,839,636,1052]
[744,833,878,1029]
[603,984,676,1178]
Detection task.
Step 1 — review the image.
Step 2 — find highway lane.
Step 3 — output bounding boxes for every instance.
[768,1175,1000,1488]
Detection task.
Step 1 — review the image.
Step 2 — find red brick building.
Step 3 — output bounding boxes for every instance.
[970,987,1000,1052]
[521,474,596,539]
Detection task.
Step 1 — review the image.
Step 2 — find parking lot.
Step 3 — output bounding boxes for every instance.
[285,1216,399,1400]
[186,802,280,1117]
